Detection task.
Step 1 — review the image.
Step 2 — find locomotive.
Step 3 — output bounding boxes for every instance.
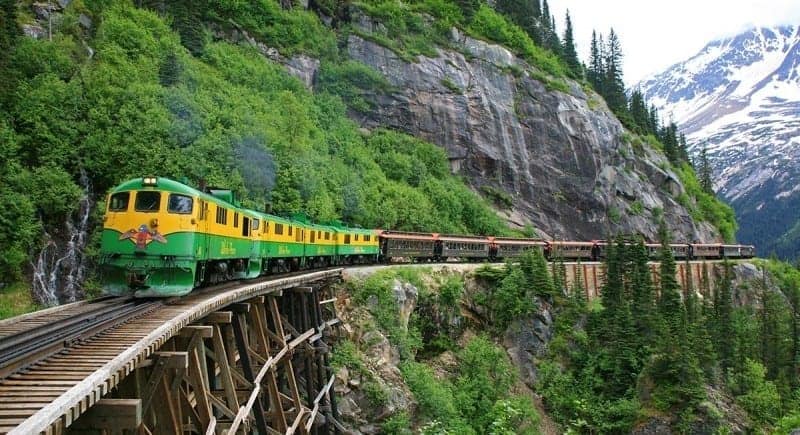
[99,177,755,298]
[99,177,378,297]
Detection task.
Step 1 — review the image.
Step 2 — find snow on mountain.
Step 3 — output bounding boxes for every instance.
[639,25,800,259]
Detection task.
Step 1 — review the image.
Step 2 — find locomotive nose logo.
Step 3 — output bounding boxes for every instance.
[120,224,167,249]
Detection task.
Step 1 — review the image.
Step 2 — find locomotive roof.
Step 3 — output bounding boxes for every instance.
[110,177,375,235]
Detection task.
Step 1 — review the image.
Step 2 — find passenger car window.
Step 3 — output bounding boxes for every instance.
[168,194,193,214]
[135,191,161,212]
[109,192,130,211]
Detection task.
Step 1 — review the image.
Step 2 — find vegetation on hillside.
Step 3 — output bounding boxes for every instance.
[336,267,541,433]
[0,0,739,301]
[530,232,800,432]
[0,1,508,290]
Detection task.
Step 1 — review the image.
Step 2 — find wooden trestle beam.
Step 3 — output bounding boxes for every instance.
[75,283,342,434]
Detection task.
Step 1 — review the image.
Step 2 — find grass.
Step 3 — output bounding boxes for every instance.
[0,283,38,320]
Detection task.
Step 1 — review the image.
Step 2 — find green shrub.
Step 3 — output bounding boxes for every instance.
[480,185,513,209]
[318,60,392,112]
[736,359,782,426]
[382,412,413,435]
[674,163,737,241]
[467,5,566,78]
[440,77,462,93]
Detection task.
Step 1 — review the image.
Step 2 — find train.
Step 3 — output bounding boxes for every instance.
[98,177,755,297]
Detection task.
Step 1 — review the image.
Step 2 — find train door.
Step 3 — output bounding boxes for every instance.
[195,199,210,284]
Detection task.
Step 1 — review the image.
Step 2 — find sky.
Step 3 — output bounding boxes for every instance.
[547,0,800,85]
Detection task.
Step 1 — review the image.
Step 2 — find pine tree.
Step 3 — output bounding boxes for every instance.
[530,248,554,297]
[454,0,481,21]
[495,0,539,44]
[560,10,581,78]
[602,29,627,114]
[588,31,604,93]
[571,259,586,304]
[678,133,690,163]
[170,0,205,56]
[714,261,735,372]
[657,220,684,333]
[0,0,19,110]
[158,51,183,87]
[698,143,714,194]
[631,237,656,343]
[546,15,561,56]
[552,254,567,296]
[601,236,624,312]
[648,104,660,135]
[628,89,650,134]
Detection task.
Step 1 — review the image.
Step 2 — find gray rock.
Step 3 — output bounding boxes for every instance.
[503,303,553,387]
[22,24,46,39]
[284,55,320,90]
[631,416,672,435]
[57,0,72,8]
[338,396,362,421]
[391,279,418,329]
[32,3,57,20]
[333,11,721,242]
[78,14,92,30]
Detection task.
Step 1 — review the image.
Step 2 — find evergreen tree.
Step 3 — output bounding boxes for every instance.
[698,143,714,194]
[628,89,650,134]
[0,0,19,110]
[571,258,586,304]
[495,0,539,44]
[158,51,183,87]
[454,0,481,21]
[588,31,604,94]
[170,0,205,56]
[547,15,561,55]
[714,261,735,372]
[657,220,684,333]
[552,254,567,296]
[631,237,656,344]
[530,248,554,297]
[677,133,690,163]
[602,29,627,114]
[601,236,624,312]
[647,104,661,136]
[560,10,581,78]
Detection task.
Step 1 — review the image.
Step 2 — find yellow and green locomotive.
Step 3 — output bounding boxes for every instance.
[99,177,379,297]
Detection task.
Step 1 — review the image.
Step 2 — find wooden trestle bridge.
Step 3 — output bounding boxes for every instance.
[0,260,739,434]
[0,269,345,435]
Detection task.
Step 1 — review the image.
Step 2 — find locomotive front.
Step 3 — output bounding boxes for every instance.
[99,177,199,297]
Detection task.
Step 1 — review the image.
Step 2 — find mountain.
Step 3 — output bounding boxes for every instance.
[639,25,800,259]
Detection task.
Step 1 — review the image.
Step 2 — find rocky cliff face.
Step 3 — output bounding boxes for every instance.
[327,11,720,242]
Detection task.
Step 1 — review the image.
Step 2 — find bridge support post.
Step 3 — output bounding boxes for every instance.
[70,278,342,434]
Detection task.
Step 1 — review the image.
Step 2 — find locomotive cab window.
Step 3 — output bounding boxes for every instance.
[275,223,283,235]
[109,192,130,212]
[252,219,260,231]
[167,194,193,214]
[135,191,161,212]
[344,234,351,244]
[233,212,239,228]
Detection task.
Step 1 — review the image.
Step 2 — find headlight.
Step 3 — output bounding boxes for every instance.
[142,176,158,186]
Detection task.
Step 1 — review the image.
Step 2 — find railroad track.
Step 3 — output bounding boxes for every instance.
[0,297,163,380]
[0,269,342,434]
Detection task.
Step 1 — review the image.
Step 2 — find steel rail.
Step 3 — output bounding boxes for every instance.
[0,299,162,379]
